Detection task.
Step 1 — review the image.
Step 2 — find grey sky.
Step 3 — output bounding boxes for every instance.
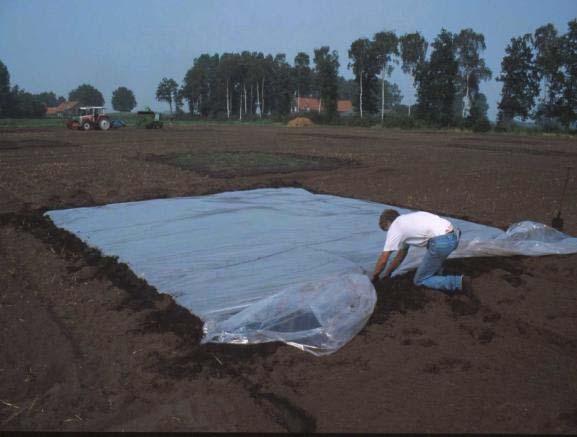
[1,0,575,119]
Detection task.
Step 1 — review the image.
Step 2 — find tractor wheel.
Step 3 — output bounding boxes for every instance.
[99,119,110,130]
[81,121,91,131]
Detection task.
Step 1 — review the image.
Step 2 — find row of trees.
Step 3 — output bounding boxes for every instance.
[68,84,138,112]
[0,62,138,117]
[3,18,576,129]
[166,20,575,129]
[414,29,492,128]
[497,19,577,129]
[157,48,402,121]
[161,28,491,127]
[158,48,346,120]
[347,27,494,129]
[0,61,65,117]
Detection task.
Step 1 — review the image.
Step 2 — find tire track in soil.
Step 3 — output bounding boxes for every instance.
[0,210,317,433]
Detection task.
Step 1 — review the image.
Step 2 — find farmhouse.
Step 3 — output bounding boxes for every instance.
[46,100,80,117]
[294,97,354,115]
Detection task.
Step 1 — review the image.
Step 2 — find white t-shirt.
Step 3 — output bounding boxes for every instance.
[383,211,453,252]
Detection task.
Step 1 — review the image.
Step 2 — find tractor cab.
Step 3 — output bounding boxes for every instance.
[79,106,105,117]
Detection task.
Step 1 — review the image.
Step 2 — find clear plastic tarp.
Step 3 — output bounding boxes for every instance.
[46,188,577,355]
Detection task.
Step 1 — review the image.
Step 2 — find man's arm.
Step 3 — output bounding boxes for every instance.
[382,246,408,278]
[372,251,392,282]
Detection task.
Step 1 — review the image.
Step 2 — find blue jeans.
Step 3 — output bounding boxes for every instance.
[413,230,462,293]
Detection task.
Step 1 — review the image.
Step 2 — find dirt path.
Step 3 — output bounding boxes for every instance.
[1,125,576,432]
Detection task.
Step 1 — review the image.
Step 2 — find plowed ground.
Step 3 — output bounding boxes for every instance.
[1,125,576,432]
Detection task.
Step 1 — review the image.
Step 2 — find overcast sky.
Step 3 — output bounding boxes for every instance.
[1,0,576,119]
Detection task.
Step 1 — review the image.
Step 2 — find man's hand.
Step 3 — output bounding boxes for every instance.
[372,251,392,284]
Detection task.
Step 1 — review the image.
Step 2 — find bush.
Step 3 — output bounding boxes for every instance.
[494,123,508,133]
[472,118,492,133]
[536,117,564,133]
[303,111,341,125]
[380,114,419,129]
[343,116,376,127]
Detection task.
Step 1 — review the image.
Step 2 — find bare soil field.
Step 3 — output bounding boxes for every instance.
[1,124,576,432]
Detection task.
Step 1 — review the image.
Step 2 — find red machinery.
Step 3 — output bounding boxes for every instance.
[67,106,111,130]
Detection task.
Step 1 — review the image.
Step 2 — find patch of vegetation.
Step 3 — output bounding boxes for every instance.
[150,151,355,177]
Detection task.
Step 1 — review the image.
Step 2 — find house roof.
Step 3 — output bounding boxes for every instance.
[337,100,353,113]
[46,101,79,115]
[296,97,353,113]
[297,97,321,110]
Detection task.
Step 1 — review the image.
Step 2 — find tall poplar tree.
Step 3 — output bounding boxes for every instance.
[0,60,10,117]
[293,52,312,111]
[455,29,492,119]
[497,34,540,127]
[313,46,340,119]
[533,24,564,123]
[559,19,577,127]
[415,29,459,126]
[399,32,428,115]
[271,53,294,116]
[348,38,375,118]
[156,78,179,113]
[372,31,399,121]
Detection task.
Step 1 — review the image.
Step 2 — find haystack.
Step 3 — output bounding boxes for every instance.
[287,117,314,127]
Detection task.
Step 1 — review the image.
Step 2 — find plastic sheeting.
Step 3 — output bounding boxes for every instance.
[46,188,577,355]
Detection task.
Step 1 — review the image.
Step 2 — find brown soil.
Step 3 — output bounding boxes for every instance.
[0,125,576,433]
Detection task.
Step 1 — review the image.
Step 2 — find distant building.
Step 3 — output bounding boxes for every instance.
[337,99,353,114]
[46,101,80,117]
[293,97,354,116]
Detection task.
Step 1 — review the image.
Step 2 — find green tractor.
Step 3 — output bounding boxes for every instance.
[136,111,164,129]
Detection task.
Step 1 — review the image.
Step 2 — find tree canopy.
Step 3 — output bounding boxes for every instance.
[69,84,105,106]
[399,32,428,78]
[455,29,492,118]
[373,31,399,121]
[35,92,65,107]
[497,34,540,125]
[0,60,11,117]
[314,46,340,119]
[156,78,179,114]
[294,52,313,104]
[559,19,577,126]
[349,38,377,117]
[0,60,57,118]
[415,29,459,126]
[111,86,137,112]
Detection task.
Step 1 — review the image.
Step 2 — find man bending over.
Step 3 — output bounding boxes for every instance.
[372,209,471,293]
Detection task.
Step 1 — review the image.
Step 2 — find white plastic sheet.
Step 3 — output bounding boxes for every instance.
[46,188,577,355]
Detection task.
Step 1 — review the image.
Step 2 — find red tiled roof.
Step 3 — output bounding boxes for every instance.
[297,97,321,111]
[296,97,353,113]
[337,100,353,112]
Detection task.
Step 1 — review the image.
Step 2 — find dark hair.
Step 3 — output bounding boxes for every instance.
[379,209,399,229]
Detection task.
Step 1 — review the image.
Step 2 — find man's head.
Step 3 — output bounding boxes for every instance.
[379,209,399,231]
